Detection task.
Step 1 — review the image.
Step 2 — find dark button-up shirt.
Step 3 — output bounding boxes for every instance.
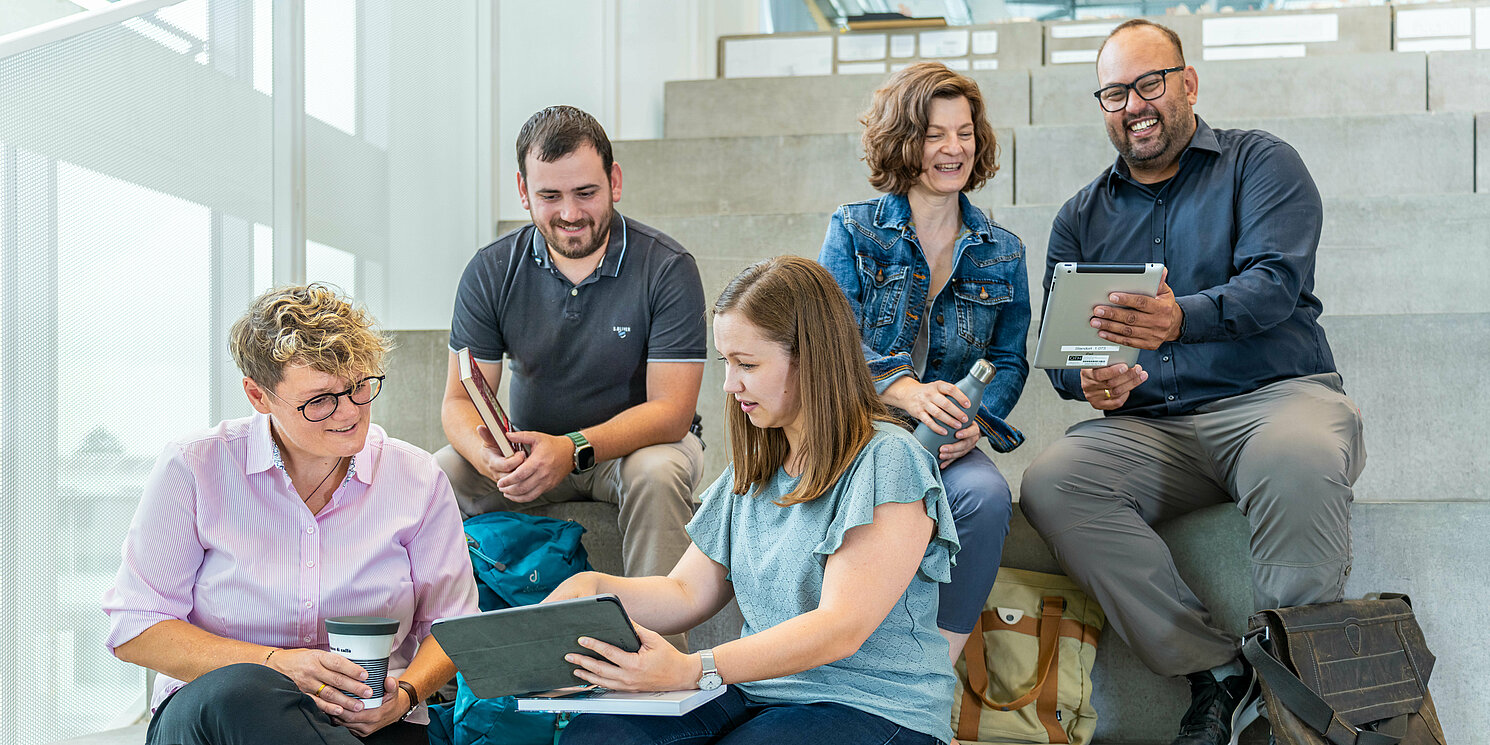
[1044,116,1336,417]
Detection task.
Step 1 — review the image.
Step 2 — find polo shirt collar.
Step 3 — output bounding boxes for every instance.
[527,211,629,278]
[1104,114,1221,193]
[872,192,995,241]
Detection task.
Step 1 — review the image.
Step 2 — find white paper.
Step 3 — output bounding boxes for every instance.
[1395,7,1471,40]
[890,34,916,58]
[723,37,833,78]
[1396,37,1473,52]
[1050,48,1099,64]
[919,29,969,57]
[837,61,888,75]
[1203,14,1338,46]
[971,30,999,55]
[837,33,887,61]
[972,59,1000,70]
[1479,8,1490,49]
[1050,21,1119,39]
[1203,43,1307,61]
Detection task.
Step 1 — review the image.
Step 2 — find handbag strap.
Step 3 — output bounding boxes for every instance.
[1241,633,1403,745]
[965,596,1066,711]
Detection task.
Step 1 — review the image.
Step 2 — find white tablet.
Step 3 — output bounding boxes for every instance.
[1032,263,1164,370]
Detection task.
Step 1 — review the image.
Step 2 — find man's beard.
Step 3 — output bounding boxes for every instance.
[541,212,610,260]
[1108,105,1191,172]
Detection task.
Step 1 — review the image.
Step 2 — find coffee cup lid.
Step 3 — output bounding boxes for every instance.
[325,616,399,636]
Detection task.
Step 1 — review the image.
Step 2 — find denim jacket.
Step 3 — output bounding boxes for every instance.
[819,192,1030,452]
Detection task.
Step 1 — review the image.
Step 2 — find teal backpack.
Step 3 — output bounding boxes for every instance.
[428,512,592,745]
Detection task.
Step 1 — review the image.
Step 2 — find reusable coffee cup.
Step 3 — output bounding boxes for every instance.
[325,616,399,708]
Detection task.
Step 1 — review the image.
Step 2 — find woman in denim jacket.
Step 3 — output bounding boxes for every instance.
[819,62,1030,662]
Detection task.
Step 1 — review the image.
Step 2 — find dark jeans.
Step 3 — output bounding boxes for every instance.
[557,686,942,745]
[147,663,426,745]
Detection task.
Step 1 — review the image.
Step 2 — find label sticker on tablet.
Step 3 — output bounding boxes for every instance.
[1061,345,1120,352]
[1064,354,1110,366]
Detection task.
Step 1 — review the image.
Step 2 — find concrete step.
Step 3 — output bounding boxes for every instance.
[612,131,1014,216]
[615,112,1477,218]
[663,50,1490,138]
[664,69,1032,139]
[1429,50,1490,113]
[1012,111,1476,205]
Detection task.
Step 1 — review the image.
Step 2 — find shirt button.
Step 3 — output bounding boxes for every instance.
[1157,199,1164,205]
[307,526,315,534]
[306,561,315,568]
[936,314,944,324]
[305,601,313,608]
[1167,395,1176,401]
[1153,237,1162,244]
[304,635,313,642]
[1162,356,1170,362]
[570,288,578,296]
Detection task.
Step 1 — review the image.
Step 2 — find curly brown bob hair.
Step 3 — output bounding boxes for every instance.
[860,62,1000,195]
[229,283,391,393]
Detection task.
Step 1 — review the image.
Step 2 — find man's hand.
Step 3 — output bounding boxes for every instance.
[331,675,408,737]
[1079,364,1148,411]
[566,623,698,692]
[937,422,980,468]
[496,431,575,502]
[883,377,972,436]
[1090,271,1183,351]
[475,424,524,482]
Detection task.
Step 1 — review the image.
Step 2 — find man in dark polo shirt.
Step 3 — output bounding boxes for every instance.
[437,105,706,583]
[1019,20,1365,745]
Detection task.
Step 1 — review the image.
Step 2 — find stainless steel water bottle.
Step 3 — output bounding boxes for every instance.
[914,359,995,454]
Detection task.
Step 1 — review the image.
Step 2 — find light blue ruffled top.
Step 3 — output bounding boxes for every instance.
[687,421,959,743]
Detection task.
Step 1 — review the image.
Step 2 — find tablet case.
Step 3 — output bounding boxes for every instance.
[431,594,642,699]
[1033,263,1164,370]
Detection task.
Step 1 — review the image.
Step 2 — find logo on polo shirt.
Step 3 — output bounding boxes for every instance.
[613,326,631,339]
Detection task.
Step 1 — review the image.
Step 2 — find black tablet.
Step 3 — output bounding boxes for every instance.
[431,594,642,699]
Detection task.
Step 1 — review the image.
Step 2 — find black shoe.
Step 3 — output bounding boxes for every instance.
[1169,662,1258,745]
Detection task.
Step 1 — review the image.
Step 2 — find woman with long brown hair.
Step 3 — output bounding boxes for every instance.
[546,256,959,745]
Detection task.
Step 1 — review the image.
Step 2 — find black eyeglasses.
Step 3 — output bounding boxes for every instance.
[1093,66,1184,112]
[265,375,385,422]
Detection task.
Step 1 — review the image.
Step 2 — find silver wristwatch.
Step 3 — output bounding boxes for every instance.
[697,648,722,691]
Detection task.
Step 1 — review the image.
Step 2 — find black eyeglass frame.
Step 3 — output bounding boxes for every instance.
[1092,66,1185,112]
[266,375,386,422]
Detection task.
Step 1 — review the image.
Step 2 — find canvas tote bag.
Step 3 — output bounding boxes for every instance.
[952,568,1106,745]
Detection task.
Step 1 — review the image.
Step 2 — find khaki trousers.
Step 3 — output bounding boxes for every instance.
[1019,373,1365,677]
[436,434,704,580]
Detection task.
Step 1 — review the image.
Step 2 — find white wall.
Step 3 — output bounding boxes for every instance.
[493,0,760,223]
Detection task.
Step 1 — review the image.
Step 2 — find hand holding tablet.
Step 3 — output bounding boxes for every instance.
[1033,263,1166,370]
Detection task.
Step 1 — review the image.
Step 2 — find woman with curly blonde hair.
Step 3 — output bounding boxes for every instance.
[103,284,477,745]
[818,62,1031,663]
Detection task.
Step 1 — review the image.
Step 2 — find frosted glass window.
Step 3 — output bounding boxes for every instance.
[308,239,357,297]
[306,0,358,135]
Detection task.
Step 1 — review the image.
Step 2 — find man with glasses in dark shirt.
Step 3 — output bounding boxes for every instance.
[1020,20,1365,745]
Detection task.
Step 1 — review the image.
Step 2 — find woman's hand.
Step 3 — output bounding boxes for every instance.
[267,647,375,717]
[332,675,409,737]
[566,623,698,692]
[883,377,970,435]
[937,422,980,468]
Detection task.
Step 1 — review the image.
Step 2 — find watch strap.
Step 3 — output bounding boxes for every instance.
[565,431,593,472]
[699,648,717,675]
[397,680,420,721]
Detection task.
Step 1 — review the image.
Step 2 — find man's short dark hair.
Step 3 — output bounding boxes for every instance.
[515,105,614,178]
[1097,19,1186,66]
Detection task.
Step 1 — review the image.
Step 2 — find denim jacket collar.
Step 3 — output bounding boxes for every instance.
[871,192,996,243]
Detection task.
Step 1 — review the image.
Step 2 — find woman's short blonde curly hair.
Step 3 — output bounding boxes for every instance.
[860,62,1000,195]
[229,283,391,392]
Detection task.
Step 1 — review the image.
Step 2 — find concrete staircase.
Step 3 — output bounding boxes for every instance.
[369,49,1488,745]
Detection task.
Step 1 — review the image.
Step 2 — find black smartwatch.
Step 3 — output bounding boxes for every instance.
[566,431,595,473]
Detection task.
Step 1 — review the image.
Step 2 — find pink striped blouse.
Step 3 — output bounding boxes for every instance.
[102,413,479,717]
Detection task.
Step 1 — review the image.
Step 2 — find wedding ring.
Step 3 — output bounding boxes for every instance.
[1103,388,1112,400]
[315,683,328,696]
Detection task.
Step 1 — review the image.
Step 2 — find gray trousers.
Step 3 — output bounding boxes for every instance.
[1019,373,1365,677]
[435,434,704,579]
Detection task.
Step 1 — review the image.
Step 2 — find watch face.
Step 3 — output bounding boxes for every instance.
[698,672,722,691]
[575,445,596,471]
